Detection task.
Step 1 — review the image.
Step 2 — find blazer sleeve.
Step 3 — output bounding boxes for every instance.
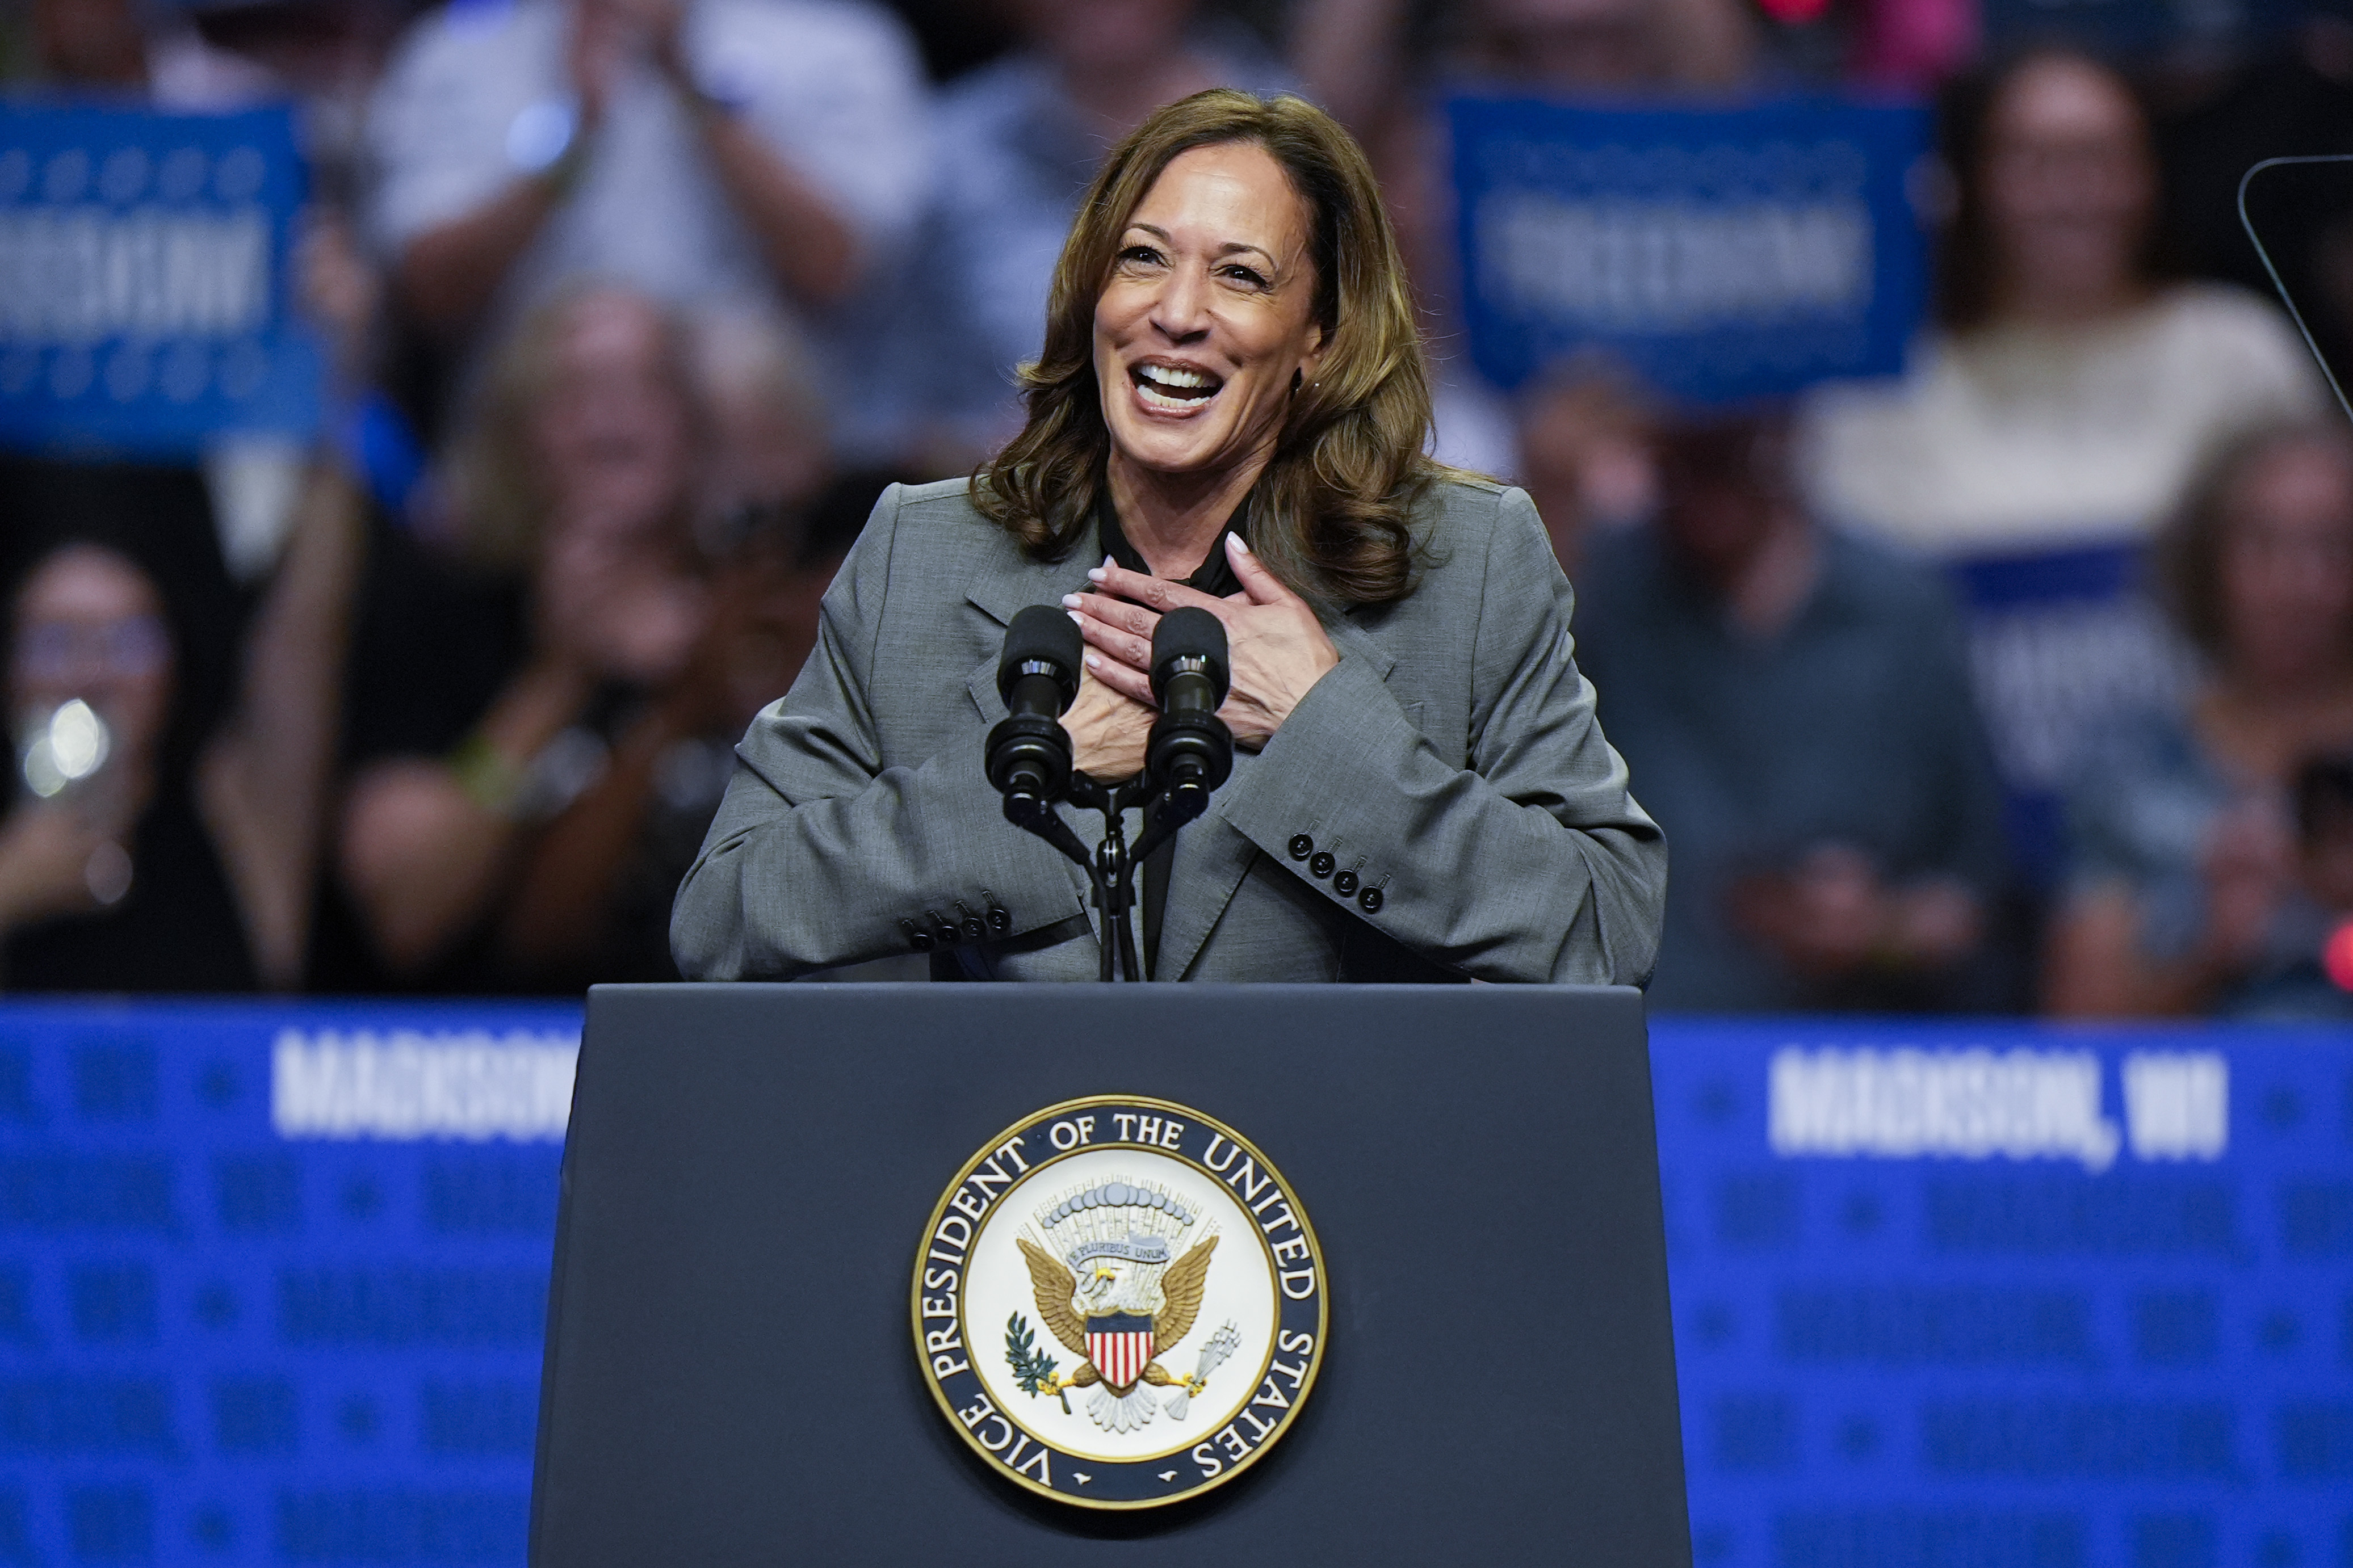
[1212,486,1668,984]
[670,487,1088,978]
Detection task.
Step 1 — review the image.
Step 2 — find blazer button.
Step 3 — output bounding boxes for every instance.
[957,902,987,941]
[1309,852,1335,879]
[1358,886,1385,914]
[1287,834,1314,861]
[900,918,934,953]
[926,911,960,947]
[986,899,1012,934]
[1333,869,1360,896]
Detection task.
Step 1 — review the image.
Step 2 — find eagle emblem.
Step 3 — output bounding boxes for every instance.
[1010,1179,1239,1434]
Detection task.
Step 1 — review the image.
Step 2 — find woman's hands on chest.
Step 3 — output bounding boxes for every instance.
[1062,531,1339,758]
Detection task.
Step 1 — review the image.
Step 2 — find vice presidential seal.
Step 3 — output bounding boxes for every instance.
[911,1095,1326,1509]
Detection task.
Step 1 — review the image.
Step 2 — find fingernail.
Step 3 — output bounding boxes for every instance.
[1229,533,1252,554]
[1061,593,1083,607]
[1086,567,1106,582]
[1103,554,1115,569]
[1067,611,1083,624]
[1084,653,1101,669]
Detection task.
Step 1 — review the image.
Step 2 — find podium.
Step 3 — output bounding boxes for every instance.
[529,983,1691,1565]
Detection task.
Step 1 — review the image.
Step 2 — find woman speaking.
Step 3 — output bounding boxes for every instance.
[672,90,1666,983]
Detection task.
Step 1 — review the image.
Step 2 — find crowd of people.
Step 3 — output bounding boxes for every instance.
[5,0,2353,1015]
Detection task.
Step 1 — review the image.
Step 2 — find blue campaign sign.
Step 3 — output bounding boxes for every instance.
[1948,540,2195,885]
[1449,96,1932,405]
[0,103,321,457]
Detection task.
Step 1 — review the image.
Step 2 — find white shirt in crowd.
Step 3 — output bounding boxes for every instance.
[1798,283,2326,557]
[364,0,929,354]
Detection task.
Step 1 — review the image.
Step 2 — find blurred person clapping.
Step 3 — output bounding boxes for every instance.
[1574,411,2015,1011]
[2047,424,2353,1016]
[329,286,863,989]
[364,0,928,424]
[496,307,868,987]
[334,285,715,983]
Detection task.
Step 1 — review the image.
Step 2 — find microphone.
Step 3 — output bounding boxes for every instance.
[1148,607,1233,805]
[987,606,1082,804]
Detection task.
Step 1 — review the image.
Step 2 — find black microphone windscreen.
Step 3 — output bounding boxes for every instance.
[1151,606,1227,679]
[998,604,1084,706]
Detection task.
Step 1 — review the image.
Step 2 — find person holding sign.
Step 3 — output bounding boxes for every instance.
[673,90,1666,983]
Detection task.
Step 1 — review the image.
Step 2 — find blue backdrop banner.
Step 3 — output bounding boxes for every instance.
[0,1001,2345,1565]
[1448,96,1932,405]
[0,104,321,457]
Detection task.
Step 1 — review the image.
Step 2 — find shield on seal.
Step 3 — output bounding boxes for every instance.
[1086,1313,1156,1389]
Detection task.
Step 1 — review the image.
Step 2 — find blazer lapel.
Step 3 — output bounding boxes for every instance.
[1155,609,1398,979]
[964,547,1076,636]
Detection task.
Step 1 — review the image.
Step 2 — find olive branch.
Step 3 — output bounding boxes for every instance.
[1005,1311,1071,1413]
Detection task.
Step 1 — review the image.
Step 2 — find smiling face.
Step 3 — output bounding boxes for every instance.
[1092,142,1326,490]
[1981,56,2153,311]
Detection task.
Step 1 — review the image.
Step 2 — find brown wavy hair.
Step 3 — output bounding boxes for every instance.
[972,89,1440,608]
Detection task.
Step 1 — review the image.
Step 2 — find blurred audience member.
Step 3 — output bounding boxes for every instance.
[497,477,874,987]
[874,0,1289,469]
[686,300,831,522]
[363,0,928,419]
[1517,369,1656,579]
[1800,51,2326,873]
[0,463,363,991]
[1576,411,2013,1011]
[320,284,855,990]
[2047,423,2353,1016]
[327,285,707,985]
[2222,753,2353,1021]
[1806,51,2318,555]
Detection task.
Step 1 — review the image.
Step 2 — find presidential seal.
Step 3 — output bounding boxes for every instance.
[911,1095,1326,1509]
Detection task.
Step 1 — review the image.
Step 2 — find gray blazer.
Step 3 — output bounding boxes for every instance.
[672,476,1666,983]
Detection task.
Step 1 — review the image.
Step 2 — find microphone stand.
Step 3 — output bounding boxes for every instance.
[1001,772,1215,982]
